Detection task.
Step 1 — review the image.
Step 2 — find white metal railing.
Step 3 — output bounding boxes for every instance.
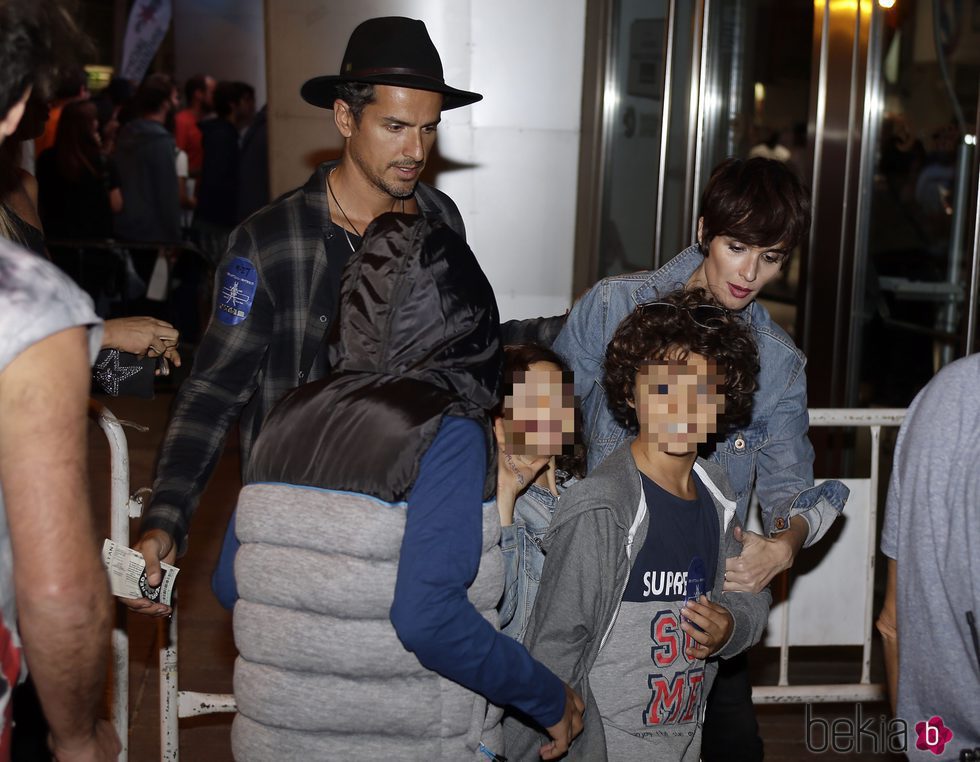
[92,401,236,762]
[751,408,906,705]
[160,601,237,759]
[91,400,147,762]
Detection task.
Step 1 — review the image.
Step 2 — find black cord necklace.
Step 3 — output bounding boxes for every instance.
[327,168,407,253]
[327,168,361,253]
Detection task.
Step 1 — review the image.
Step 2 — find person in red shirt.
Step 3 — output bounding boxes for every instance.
[174,73,214,178]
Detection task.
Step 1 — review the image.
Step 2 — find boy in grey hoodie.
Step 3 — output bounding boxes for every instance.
[504,287,771,761]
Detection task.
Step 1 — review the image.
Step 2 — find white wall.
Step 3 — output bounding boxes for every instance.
[265,0,586,319]
[173,0,267,106]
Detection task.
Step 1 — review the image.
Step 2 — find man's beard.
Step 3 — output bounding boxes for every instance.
[377,170,419,199]
[350,147,420,200]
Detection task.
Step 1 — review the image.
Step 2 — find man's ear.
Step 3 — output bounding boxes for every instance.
[334,99,355,139]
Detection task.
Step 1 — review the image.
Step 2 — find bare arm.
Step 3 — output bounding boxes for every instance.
[875,558,898,715]
[0,327,119,760]
[108,187,123,214]
[177,176,195,211]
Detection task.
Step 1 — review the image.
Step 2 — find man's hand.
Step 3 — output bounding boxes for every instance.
[49,719,121,762]
[681,595,734,659]
[540,682,585,760]
[724,522,804,593]
[122,529,177,617]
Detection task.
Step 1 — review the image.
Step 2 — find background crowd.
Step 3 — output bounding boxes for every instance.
[2,65,269,346]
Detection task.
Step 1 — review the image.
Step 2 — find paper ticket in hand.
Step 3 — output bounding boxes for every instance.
[101,539,179,605]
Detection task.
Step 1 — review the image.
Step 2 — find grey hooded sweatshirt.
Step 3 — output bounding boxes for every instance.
[504,443,771,761]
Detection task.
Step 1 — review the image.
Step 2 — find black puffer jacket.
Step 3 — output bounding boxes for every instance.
[246,211,501,499]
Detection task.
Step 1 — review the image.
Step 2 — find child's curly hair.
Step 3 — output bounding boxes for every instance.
[603,287,759,434]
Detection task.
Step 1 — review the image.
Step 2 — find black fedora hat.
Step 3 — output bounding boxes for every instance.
[301,17,482,112]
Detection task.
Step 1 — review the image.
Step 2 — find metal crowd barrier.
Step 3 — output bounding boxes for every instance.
[47,238,212,329]
[751,408,906,705]
[90,400,143,762]
[92,399,235,762]
[94,402,907,757]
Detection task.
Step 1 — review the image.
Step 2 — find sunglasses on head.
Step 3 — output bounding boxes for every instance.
[640,302,731,330]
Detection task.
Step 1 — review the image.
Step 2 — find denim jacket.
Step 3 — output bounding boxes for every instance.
[498,475,576,640]
[552,245,848,546]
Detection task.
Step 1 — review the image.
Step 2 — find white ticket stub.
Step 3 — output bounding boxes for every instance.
[101,539,179,606]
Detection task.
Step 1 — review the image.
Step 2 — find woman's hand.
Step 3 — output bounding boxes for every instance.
[102,317,181,372]
[493,419,549,525]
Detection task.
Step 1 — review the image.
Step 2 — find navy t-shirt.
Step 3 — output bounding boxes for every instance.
[625,472,719,602]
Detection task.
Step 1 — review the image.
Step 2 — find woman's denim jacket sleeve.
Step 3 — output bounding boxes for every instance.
[498,480,572,640]
[551,245,848,547]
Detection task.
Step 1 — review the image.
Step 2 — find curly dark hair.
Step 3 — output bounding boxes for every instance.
[604,287,759,435]
[499,343,585,479]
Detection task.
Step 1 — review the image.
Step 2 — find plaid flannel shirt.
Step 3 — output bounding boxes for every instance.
[143,161,465,553]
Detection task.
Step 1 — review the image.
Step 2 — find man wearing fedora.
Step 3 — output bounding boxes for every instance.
[129,19,478,602]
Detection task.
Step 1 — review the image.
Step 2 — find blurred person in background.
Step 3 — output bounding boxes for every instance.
[112,73,180,245]
[175,73,214,180]
[36,99,119,242]
[92,76,134,156]
[193,80,254,265]
[237,102,268,222]
[33,66,87,157]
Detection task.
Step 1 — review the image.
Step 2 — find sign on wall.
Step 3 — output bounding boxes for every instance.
[120,0,173,82]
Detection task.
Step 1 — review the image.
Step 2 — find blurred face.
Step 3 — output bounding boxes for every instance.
[203,76,216,111]
[339,84,442,199]
[234,93,256,126]
[697,219,787,310]
[77,103,100,145]
[633,353,725,455]
[500,361,577,458]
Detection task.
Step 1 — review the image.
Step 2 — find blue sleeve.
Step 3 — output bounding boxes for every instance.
[390,416,566,728]
[552,282,606,408]
[754,360,849,547]
[211,509,240,610]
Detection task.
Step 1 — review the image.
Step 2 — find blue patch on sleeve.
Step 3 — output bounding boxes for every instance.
[216,257,258,325]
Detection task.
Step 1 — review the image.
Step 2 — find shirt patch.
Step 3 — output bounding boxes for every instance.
[217,257,258,325]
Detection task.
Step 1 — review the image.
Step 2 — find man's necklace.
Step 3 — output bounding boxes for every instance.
[327,168,406,253]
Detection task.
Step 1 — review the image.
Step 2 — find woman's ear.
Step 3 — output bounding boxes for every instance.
[696,217,706,250]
